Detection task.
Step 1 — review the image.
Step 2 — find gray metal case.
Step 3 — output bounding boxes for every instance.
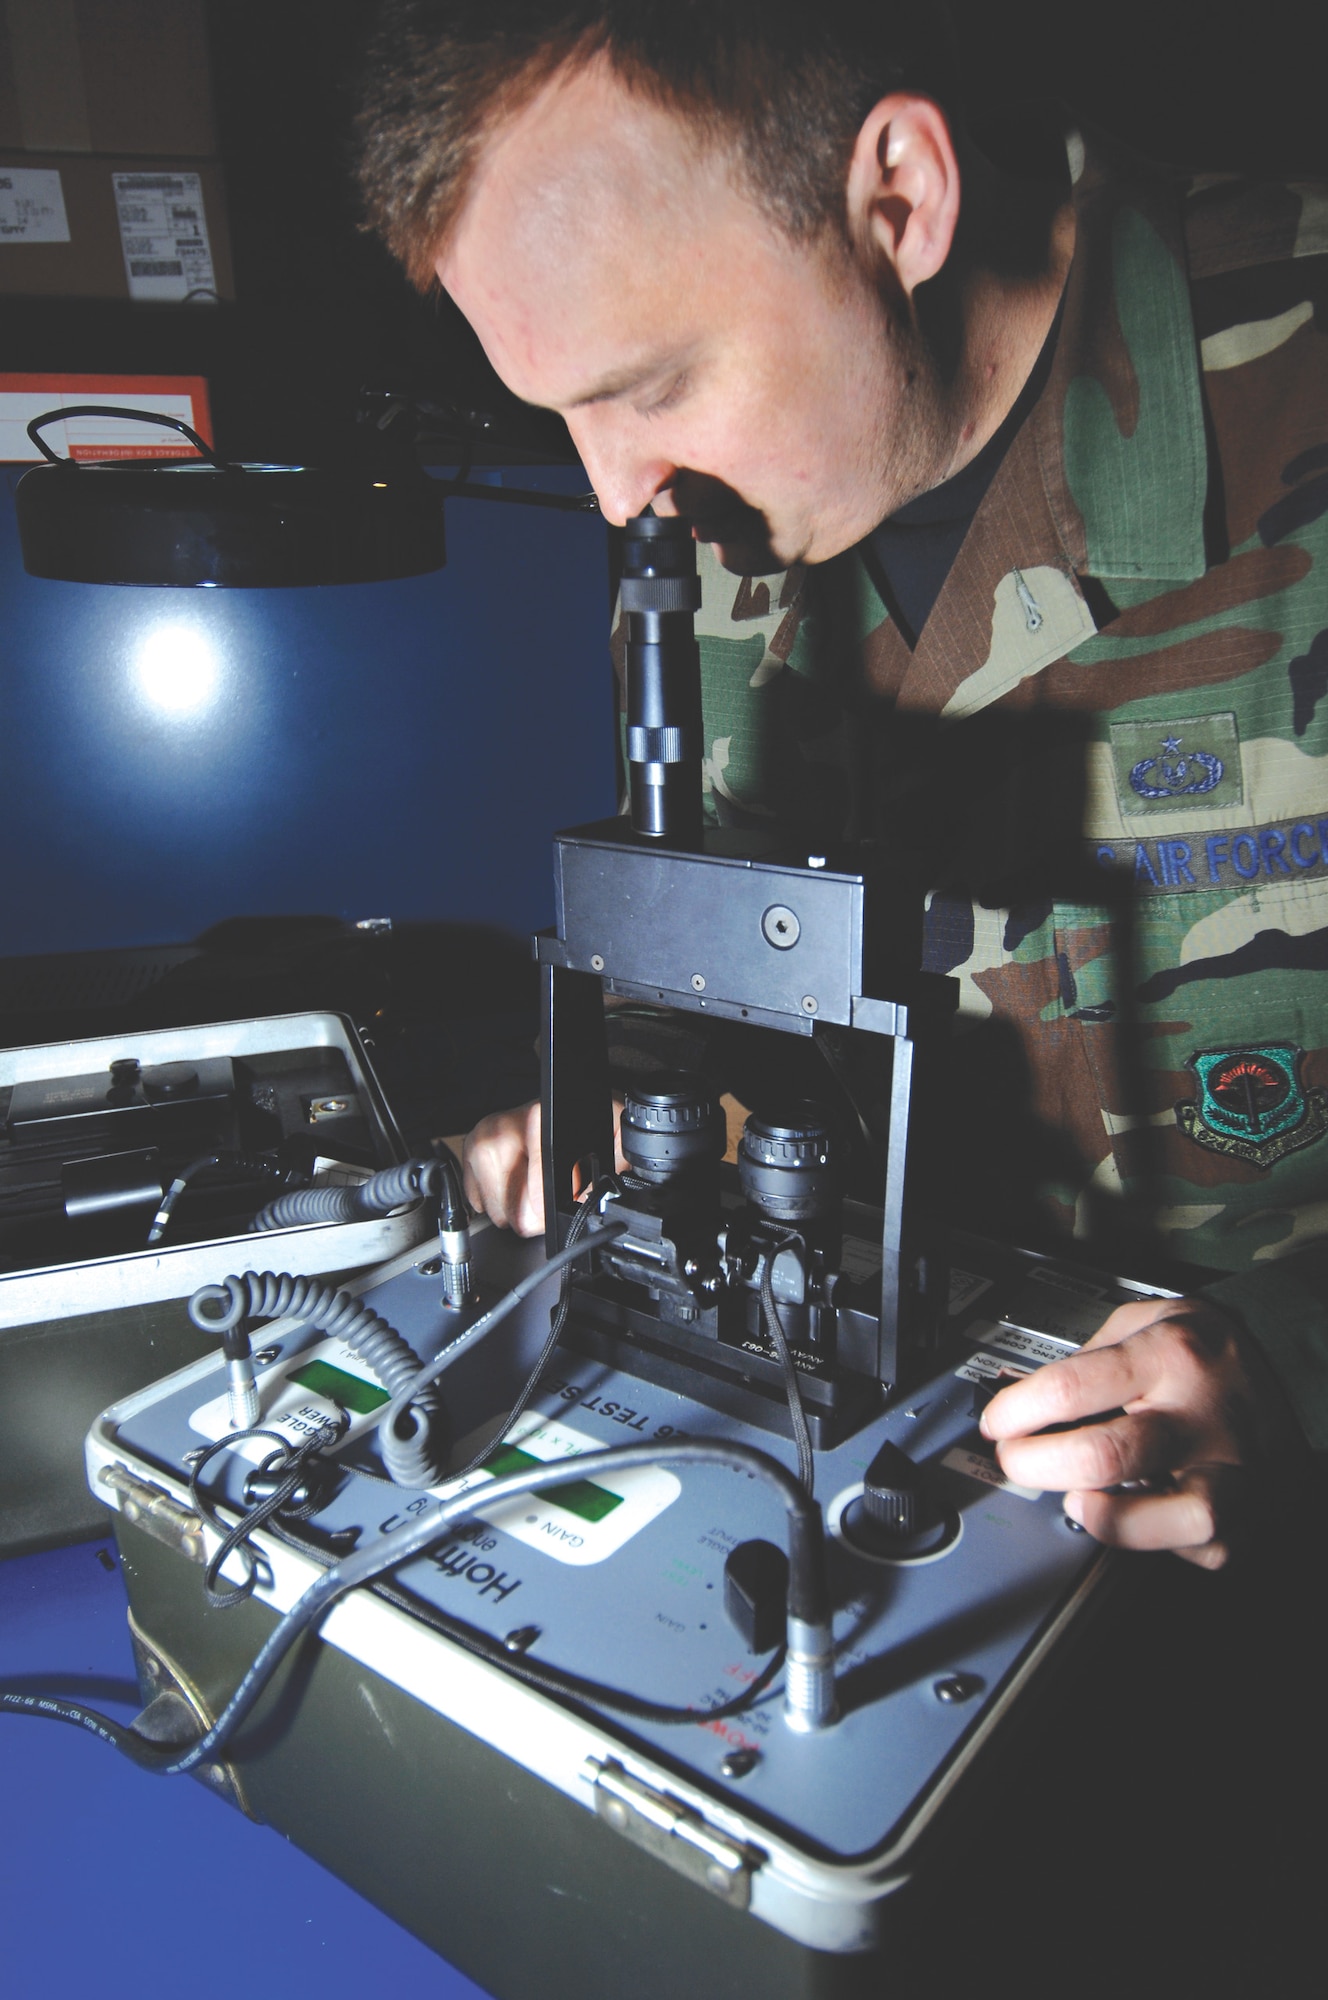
[2,1012,430,1555]
[82,1225,1154,1998]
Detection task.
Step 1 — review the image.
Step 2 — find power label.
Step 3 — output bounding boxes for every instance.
[188,1337,388,1462]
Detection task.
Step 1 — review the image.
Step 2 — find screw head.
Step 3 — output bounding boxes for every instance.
[503,1624,541,1654]
[934,1672,983,1704]
[706,1863,734,1895]
[691,973,706,991]
[800,995,819,1014]
[590,953,605,972]
[721,1747,760,1778]
[761,903,801,950]
[604,1798,629,1831]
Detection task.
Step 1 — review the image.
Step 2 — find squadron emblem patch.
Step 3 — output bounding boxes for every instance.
[1176,1044,1328,1168]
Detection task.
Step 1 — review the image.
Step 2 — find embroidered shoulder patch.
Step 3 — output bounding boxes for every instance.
[1176,1043,1328,1167]
[1110,713,1244,816]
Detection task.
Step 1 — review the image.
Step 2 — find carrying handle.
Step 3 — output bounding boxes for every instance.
[26,405,234,471]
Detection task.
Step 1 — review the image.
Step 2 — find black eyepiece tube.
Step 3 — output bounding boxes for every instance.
[622,511,703,840]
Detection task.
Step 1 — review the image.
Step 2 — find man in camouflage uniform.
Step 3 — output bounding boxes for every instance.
[358,3,1326,1563]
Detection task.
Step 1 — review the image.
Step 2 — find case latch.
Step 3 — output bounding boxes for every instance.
[582,1756,761,1908]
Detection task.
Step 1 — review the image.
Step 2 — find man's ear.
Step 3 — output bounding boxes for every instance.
[845,93,961,296]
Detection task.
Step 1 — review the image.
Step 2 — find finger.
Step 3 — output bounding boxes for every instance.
[1078,1294,1181,1351]
[462,1108,534,1230]
[1064,1465,1235,1563]
[980,1339,1163,1442]
[995,1408,1184,1494]
[515,1147,546,1238]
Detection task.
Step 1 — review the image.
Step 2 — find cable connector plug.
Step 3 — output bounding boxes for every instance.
[221,1322,260,1431]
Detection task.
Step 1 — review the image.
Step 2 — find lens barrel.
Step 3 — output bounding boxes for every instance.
[622,512,703,840]
[620,1072,725,1186]
[737,1105,836,1224]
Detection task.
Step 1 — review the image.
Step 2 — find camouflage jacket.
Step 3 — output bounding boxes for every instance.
[612,130,1328,1444]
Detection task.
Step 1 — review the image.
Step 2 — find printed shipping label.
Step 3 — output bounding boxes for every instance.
[0,167,70,243]
[112,172,217,303]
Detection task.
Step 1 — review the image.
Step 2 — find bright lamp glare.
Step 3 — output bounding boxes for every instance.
[133,624,221,716]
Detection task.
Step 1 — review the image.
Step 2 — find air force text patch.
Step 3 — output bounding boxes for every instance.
[1176,1044,1328,1168]
[1092,814,1328,893]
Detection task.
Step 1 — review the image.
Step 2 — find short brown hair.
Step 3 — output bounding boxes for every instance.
[355,1,959,290]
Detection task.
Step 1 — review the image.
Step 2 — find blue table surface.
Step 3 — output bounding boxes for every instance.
[0,1538,488,2000]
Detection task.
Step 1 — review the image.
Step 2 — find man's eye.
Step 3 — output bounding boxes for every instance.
[642,373,688,418]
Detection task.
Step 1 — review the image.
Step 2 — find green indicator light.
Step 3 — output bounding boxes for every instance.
[289,1359,390,1416]
[483,1443,623,1524]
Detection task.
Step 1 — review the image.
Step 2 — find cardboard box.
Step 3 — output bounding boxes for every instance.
[0,373,213,461]
[0,0,216,157]
[0,150,233,301]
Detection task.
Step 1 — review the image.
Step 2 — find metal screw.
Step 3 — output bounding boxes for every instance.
[800,995,818,1014]
[604,1798,630,1831]
[253,1346,281,1366]
[761,904,801,950]
[590,954,605,972]
[934,1673,983,1704]
[706,1864,735,1895]
[720,1748,760,1778]
[691,974,706,992]
[503,1625,541,1654]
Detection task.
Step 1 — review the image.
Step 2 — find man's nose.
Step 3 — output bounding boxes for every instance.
[567,420,675,526]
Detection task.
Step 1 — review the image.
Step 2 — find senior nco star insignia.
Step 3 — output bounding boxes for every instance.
[1176,1044,1328,1167]
[1129,732,1223,800]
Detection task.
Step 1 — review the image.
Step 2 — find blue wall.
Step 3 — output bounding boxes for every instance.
[0,468,615,956]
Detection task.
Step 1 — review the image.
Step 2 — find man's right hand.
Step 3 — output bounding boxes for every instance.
[461,1100,546,1236]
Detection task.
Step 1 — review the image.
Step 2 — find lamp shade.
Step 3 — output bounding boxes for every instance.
[16,457,448,587]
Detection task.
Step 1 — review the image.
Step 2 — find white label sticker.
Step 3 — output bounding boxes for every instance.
[954,1351,1034,1386]
[112,172,217,303]
[0,167,70,243]
[189,1335,388,1461]
[440,1412,681,1567]
[948,1267,993,1315]
[942,1447,1041,1501]
[964,1321,1084,1366]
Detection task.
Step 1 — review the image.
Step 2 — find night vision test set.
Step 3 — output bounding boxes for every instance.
[6,516,1168,1999]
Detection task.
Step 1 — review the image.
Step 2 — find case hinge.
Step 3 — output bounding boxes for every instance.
[99,1462,206,1564]
[582,1756,761,1909]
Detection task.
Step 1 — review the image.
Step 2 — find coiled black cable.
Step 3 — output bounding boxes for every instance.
[187,1272,447,1488]
[448,1176,619,1484]
[1,1438,825,1773]
[250,1151,467,1234]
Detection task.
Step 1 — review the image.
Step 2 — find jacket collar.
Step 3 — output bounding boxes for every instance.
[872,122,1209,715]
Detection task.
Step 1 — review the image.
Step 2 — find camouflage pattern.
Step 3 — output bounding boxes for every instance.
[610,129,1328,1436]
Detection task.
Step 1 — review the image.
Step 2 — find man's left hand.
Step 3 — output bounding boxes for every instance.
[978,1295,1305,1568]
